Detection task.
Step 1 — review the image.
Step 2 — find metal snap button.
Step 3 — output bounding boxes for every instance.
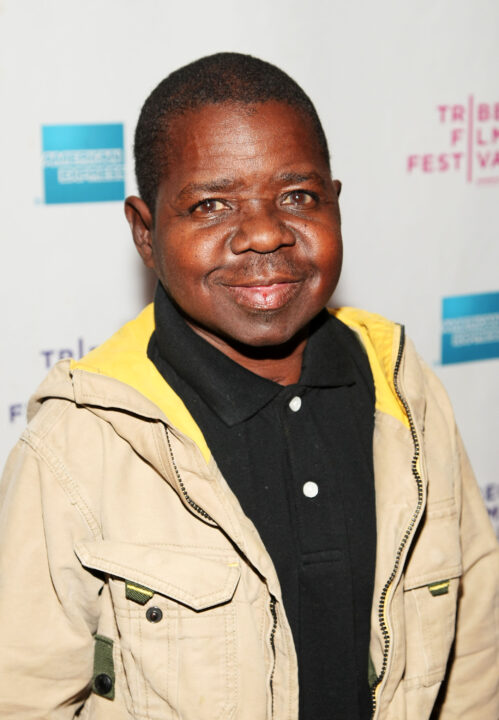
[94,673,113,695]
[146,606,163,623]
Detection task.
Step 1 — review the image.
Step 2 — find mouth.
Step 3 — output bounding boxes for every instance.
[221,279,302,311]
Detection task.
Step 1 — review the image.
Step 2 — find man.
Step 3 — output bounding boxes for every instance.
[0,53,497,719]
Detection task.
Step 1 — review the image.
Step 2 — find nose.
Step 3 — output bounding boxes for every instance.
[229,202,295,254]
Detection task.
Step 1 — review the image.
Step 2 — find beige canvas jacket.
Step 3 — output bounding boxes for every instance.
[0,305,497,719]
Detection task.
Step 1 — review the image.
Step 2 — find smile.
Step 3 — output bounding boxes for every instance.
[222,281,302,311]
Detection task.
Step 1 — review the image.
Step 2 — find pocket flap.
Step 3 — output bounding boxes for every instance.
[75,540,240,610]
[404,568,461,592]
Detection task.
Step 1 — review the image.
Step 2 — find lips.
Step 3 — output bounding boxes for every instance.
[221,279,302,311]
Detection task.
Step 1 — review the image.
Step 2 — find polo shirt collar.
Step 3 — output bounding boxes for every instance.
[152,282,355,427]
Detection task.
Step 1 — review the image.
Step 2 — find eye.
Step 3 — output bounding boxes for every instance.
[281,190,317,208]
[190,198,228,215]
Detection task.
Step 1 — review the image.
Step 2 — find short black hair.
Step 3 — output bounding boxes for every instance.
[134,52,330,212]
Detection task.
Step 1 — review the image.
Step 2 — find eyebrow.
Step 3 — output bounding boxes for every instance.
[176,178,244,202]
[275,171,327,188]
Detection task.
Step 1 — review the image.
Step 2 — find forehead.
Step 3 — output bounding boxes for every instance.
[162,101,329,190]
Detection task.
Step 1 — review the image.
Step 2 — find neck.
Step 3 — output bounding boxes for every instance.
[187,323,308,386]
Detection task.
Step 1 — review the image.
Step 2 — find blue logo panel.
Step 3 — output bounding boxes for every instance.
[42,124,124,204]
[442,292,499,364]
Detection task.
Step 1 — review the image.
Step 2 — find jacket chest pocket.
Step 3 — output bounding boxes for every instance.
[402,499,462,689]
[76,540,241,720]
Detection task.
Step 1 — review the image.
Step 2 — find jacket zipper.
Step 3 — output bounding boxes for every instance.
[370,326,425,718]
[268,596,277,717]
[164,426,215,523]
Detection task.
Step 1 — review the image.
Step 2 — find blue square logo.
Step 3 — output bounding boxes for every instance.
[42,124,125,204]
[442,292,499,364]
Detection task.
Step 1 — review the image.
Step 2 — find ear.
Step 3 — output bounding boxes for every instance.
[125,196,155,269]
[333,179,342,197]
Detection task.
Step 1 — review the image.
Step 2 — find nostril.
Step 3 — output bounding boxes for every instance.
[229,215,295,254]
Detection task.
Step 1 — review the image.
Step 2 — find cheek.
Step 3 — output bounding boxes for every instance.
[309,230,343,287]
[161,229,221,275]
[155,238,193,281]
[158,242,218,309]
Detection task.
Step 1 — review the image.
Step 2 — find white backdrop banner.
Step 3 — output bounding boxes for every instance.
[1,0,498,535]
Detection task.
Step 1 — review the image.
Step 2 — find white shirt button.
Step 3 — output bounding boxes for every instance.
[289,396,302,412]
[303,481,319,498]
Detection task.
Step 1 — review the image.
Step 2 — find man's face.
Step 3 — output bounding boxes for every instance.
[128,101,342,350]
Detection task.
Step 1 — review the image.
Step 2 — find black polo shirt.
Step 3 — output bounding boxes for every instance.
[148,282,376,720]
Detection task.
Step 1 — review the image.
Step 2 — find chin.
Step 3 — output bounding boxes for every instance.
[225,317,309,350]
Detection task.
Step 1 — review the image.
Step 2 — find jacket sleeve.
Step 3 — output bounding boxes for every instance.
[435,429,499,719]
[0,428,102,718]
